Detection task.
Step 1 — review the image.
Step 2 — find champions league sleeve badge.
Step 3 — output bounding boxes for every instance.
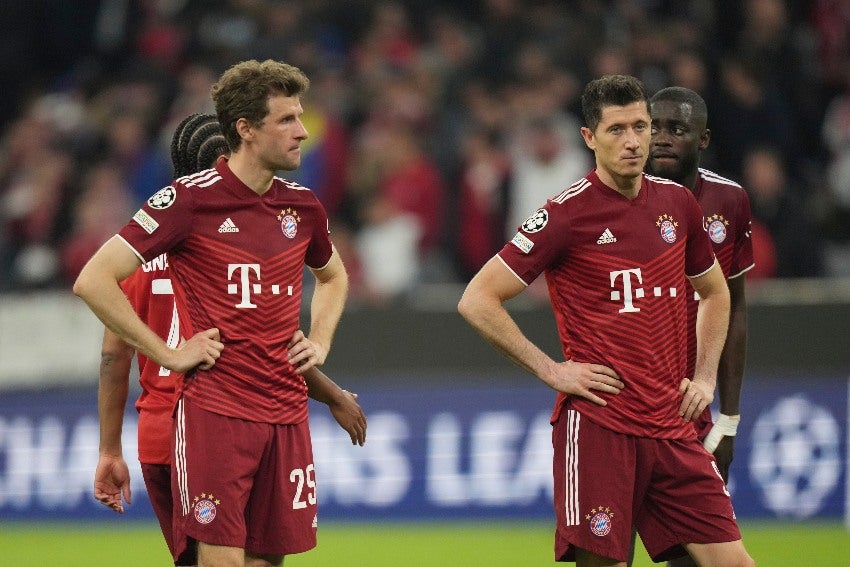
[521,209,549,233]
[147,186,177,209]
[656,213,679,244]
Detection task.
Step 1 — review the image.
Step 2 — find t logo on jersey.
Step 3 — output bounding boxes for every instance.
[227,263,294,308]
[609,268,678,313]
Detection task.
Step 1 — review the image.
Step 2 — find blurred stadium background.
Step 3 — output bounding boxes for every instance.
[1,0,849,564]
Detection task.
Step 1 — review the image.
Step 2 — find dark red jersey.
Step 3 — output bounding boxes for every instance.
[498,170,716,438]
[118,159,334,424]
[121,253,180,464]
[684,168,754,376]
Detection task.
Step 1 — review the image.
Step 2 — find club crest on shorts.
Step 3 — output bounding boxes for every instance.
[586,506,614,537]
[704,213,729,244]
[521,209,548,233]
[656,213,679,244]
[193,493,219,525]
[147,186,177,210]
[277,208,301,239]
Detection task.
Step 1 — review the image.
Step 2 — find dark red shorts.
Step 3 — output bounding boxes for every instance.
[141,462,196,566]
[552,409,741,563]
[172,397,317,556]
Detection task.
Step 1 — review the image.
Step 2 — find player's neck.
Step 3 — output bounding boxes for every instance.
[227,152,275,196]
[597,168,642,200]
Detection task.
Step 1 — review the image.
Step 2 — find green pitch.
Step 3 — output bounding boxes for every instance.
[1,520,847,566]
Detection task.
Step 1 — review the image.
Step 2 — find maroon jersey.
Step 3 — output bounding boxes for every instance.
[684,168,754,377]
[121,253,181,464]
[499,171,716,438]
[118,159,334,424]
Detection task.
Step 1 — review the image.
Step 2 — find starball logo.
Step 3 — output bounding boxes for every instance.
[227,263,294,308]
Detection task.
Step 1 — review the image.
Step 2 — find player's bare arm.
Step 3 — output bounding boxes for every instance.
[304,367,367,446]
[710,273,747,478]
[94,327,134,513]
[459,257,623,404]
[680,260,730,421]
[291,246,349,373]
[73,236,223,373]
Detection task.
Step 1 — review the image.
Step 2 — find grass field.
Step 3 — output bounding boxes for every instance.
[1,520,847,566]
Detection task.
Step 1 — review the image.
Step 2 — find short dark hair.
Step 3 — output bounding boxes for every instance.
[211,59,310,151]
[170,113,229,178]
[650,86,708,123]
[581,75,648,132]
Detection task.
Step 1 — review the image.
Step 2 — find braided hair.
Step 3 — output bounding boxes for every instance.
[170,113,229,178]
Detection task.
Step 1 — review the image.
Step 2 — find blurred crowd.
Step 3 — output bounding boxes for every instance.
[2,0,849,305]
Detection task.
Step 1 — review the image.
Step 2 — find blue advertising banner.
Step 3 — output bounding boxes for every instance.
[0,375,846,523]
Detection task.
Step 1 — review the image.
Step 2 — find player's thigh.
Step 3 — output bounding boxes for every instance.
[197,542,243,567]
[684,539,754,567]
[245,552,284,567]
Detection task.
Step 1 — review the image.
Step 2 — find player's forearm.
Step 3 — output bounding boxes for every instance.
[304,366,345,405]
[308,258,349,356]
[717,281,747,415]
[74,239,175,368]
[692,289,730,390]
[459,292,557,387]
[98,334,133,455]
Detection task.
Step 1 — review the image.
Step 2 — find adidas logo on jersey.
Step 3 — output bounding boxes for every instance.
[596,228,617,244]
[218,218,239,233]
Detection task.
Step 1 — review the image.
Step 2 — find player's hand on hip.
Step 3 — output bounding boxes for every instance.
[551,360,623,406]
[171,328,223,372]
[288,329,327,373]
[678,377,714,422]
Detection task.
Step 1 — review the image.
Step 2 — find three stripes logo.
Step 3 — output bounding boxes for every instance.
[596,228,617,245]
[218,217,239,233]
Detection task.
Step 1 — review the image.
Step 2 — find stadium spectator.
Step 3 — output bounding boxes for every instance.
[742,145,826,278]
[458,75,754,566]
[74,59,350,567]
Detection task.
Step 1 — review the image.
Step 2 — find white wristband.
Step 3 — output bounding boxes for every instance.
[702,414,740,453]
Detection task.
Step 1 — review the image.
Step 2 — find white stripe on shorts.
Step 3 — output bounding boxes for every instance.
[175,398,190,515]
[564,409,580,525]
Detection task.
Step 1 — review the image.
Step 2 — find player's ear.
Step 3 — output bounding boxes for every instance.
[699,128,711,151]
[581,126,596,150]
[235,117,254,142]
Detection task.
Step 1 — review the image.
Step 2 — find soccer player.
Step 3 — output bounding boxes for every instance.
[93,114,366,566]
[457,75,755,566]
[647,87,754,567]
[75,60,350,567]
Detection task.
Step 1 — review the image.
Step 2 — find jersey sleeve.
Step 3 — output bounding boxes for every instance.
[730,188,755,278]
[683,190,717,278]
[304,196,334,269]
[497,201,569,285]
[118,183,194,263]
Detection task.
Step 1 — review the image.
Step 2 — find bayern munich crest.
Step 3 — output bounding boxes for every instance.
[277,208,301,239]
[586,506,614,537]
[656,213,678,244]
[193,494,219,525]
[705,214,729,244]
[147,186,177,210]
[521,209,548,233]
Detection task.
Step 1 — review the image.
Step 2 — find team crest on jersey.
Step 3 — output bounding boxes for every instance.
[704,213,729,244]
[147,186,177,210]
[586,506,614,537]
[277,208,301,239]
[521,209,548,233]
[192,493,219,525]
[656,213,679,244]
